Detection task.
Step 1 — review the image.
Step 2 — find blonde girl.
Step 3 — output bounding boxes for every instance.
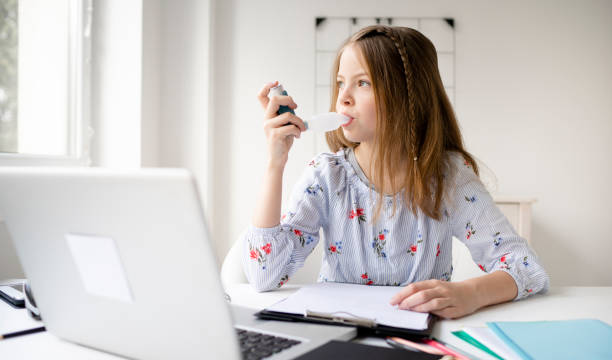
[242,25,548,319]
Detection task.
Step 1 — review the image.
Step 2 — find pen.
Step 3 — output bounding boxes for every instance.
[431,337,482,360]
[0,326,46,340]
[386,336,446,355]
[423,338,471,360]
[385,337,419,352]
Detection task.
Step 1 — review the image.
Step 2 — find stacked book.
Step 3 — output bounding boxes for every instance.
[451,319,612,360]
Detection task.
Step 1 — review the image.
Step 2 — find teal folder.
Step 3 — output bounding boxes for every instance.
[486,319,612,360]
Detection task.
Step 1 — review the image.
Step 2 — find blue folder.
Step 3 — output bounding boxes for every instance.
[487,319,612,360]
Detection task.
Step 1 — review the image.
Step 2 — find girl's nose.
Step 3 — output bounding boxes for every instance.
[339,89,353,106]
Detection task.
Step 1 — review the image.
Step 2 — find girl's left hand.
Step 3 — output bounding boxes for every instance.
[389,279,481,319]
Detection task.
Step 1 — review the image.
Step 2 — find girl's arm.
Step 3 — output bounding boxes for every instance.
[241,156,329,292]
[253,81,306,228]
[465,270,518,308]
[252,163,286,228]
[390,157,549,318]
[242,83,326,292]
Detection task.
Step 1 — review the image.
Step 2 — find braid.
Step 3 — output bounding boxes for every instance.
[375,27,418,163]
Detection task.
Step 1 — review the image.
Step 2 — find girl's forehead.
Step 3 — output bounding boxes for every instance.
[338,44,369,76]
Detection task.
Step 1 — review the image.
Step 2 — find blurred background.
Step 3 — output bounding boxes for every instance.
[0,0,610,286]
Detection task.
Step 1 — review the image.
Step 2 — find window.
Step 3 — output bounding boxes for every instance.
[0,0,92,165]
[0,0,17,154]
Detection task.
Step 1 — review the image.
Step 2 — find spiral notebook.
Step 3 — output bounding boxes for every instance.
[256,282,435,337]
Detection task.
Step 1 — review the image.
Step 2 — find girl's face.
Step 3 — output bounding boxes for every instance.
[335,44,377,144]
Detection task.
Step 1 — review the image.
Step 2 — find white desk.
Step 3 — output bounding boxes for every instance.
[227,285,612,359]
[1,286,611,359]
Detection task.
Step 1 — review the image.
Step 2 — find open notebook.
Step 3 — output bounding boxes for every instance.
[257,283,435,337]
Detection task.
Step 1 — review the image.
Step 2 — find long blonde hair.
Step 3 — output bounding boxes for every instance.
[326,25,479,221]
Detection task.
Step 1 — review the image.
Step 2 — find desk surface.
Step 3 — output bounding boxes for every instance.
[227,285,612,359]
[1,286,611,359]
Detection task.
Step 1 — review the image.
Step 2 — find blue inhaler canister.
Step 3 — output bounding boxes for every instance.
[269,84,295,116]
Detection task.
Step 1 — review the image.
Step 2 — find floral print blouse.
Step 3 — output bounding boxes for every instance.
[241,147,549,299]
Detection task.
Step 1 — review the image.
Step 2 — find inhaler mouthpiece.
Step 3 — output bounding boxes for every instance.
[305,113,351,132]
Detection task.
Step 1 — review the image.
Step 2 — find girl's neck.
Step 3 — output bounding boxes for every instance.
[353,142,374,167]
[354,143,407,195]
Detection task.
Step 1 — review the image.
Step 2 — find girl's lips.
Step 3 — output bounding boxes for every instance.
[341,116,354,127]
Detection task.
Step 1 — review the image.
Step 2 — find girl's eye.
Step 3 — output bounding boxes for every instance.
[336,80,369,89]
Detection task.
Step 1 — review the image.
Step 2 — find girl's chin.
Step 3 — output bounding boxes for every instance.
[341,128,360,143]
[342,129,374,144]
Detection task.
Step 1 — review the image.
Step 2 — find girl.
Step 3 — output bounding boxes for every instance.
[242,25,549,319]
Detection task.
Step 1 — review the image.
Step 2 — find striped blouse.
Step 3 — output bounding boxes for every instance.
[241,147,549,300]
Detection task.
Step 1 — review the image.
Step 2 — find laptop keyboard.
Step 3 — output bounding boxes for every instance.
[236,328,301,360]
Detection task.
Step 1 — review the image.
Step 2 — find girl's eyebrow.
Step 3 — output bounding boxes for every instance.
[337,72,369,79]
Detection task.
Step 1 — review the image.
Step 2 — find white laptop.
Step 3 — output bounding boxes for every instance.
[0,167,356,360]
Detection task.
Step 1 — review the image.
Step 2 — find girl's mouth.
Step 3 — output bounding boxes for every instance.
[341,117,354,127]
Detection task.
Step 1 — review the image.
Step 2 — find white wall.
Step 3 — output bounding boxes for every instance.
[2,0,610,286]
[90,0,142,167]
[141,0,214,222]
[213,0,612,285]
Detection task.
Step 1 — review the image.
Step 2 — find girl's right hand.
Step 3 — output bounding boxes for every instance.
[258,81,306,169]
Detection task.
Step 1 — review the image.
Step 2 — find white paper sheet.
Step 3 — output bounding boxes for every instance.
[463,326,522,360]
[266,282,430,330]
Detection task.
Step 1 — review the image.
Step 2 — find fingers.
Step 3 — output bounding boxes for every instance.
[264,112,307,132]
[257,81,279,109]
[390,279,440,306]
[264,94,298,119]
[390,283,419,306]
[397,287,447,310]
[409,295,452,313]
[269,122,302,140]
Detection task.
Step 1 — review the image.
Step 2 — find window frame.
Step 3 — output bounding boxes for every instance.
[0,0,92,166]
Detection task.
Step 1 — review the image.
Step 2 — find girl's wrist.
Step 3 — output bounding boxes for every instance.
[267,160,286,173]
[458,278,485,311]
[467,278,488,310]
[466,271,518,309]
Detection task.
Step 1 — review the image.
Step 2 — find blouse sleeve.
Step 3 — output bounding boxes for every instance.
[449,161,550,300]
[240,156,329,292]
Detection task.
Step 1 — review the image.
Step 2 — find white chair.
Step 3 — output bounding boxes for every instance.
[221,197,535,288]
[450,197,536,281]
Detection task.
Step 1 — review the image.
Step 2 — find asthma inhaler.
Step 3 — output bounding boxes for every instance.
[269,83,350,132]
[269,84,295,115]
